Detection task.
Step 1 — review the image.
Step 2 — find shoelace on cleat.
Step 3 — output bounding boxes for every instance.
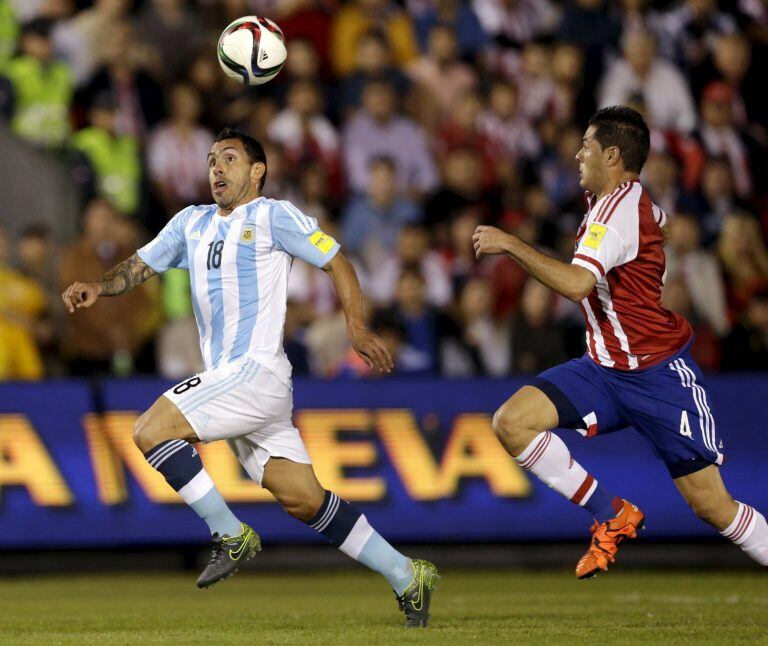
[207,541,225,566]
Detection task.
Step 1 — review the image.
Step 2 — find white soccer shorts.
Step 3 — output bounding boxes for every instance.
[163,357,311,485]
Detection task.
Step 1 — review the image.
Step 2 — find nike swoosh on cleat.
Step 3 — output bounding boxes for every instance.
[228,531,251,561]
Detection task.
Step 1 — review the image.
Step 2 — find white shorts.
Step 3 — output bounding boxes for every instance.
[163,357,311,485]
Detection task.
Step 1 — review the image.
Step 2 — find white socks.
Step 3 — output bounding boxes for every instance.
[516,431,599,507]
[721,502,768,566]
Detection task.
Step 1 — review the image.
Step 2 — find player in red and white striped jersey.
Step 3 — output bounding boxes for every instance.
[473,106,767,578]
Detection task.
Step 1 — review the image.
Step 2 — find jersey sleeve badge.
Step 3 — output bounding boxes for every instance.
[583,223,608,250]
[309,230,336,254]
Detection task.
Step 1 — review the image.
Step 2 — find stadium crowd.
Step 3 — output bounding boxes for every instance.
[0,0,766,380]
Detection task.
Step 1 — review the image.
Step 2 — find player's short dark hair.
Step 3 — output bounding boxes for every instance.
[214,128,268,191]
[587,106,650,174]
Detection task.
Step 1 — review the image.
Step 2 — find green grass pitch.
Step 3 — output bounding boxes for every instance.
[0,570,766,644]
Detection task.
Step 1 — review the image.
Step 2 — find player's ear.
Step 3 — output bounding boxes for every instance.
[251,162,266,184]
[605,145,622,168]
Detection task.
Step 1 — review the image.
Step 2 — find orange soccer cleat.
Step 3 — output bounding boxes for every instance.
[575,498,645,579]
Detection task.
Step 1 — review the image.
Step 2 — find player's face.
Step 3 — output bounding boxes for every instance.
[575,126,607,194]
[207,139,259,208]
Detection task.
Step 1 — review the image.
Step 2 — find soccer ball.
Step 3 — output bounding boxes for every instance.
[217,16,287,86]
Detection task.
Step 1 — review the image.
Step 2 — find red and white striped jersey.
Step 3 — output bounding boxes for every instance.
[571,180,692,370]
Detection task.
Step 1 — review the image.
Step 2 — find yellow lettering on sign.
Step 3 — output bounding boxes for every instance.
[83,412,178,504]
[582,223,607,250]
[377,410,530,499]
[296,410,384,501]
[198,442,273,502]
[84,412,274,504]
[438,414,531,497]
[0,415,73,506]
[376,410,444,500]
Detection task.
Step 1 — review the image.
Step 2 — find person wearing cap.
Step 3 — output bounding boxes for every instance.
[0,18,73,147]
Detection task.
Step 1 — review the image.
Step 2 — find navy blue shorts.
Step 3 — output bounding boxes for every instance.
[532,344,724,478]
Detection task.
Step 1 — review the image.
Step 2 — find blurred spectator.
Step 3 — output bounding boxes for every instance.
[0,0,18,65]
[665,211,729,336]
[557,0,620,100]
[720,287,768,371]
[341,156,420,267]
[330,0,419,77]
[0,18,73,147]
[706,33,754,129]
[291,166,335,225]
[435,92,499,188]
[268,80,340,190]
[148,83,214,217]
[440,277,510,376]
[717,211,768,322]
[0,225,46,380]
[156,268,203,379]
[339,30,410,116]
[409,0,489,61]
[53,0,131,86]
[696,82,752,198]
[511,41,559,122]
[642,151,681,216]
[424,146,501,237]
[134,0,203,83]
[406,24,477,127]
[76,20,164,137]
[342,79,438,198]
[534,124,583,211]
[550,42,592,124]
[71,92,142,216]
[369,224,452,307]
[654,0,737,70]
[615,0,659,33]
[679,156,744,244]
[476,0,558,55]
[479,80,540,171]
[15,224,59,371]
[510,278,568,373]
[443,208,485,298]
[273,38,331,111]
[57,198,152,376]
[598,29,697,134]
[661,276,720,370]
[375,268,448,373]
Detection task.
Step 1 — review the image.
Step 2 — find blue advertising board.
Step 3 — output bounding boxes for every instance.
[0,376,766,548]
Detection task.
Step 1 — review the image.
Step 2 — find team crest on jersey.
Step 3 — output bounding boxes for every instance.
[582,223,607,250]
[309,230,336,254]
[240,226,255,243]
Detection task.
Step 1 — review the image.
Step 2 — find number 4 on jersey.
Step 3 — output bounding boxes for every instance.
[679,410,693,438]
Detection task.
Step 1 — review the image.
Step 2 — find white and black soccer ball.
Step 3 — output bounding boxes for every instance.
[217,16,287,86]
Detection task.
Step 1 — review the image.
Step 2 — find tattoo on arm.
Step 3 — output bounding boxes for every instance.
[98,253,156,296]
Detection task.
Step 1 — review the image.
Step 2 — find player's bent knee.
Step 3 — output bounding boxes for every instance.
[492,403,532,449]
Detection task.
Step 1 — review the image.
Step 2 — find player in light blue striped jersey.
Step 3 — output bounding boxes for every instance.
[62,128,439,627]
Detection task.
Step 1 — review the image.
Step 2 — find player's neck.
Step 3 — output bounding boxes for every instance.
[218,190,261,217]
[595,173,640,200]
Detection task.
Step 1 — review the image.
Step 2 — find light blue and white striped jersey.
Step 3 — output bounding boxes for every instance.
[138,197,340,382]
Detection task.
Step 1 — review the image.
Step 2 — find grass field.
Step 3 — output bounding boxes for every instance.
[0,570,766,645]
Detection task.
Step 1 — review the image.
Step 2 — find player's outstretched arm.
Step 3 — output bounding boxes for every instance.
[322,252,393,374]
[473,225,596,302]
[61,252,156,313]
